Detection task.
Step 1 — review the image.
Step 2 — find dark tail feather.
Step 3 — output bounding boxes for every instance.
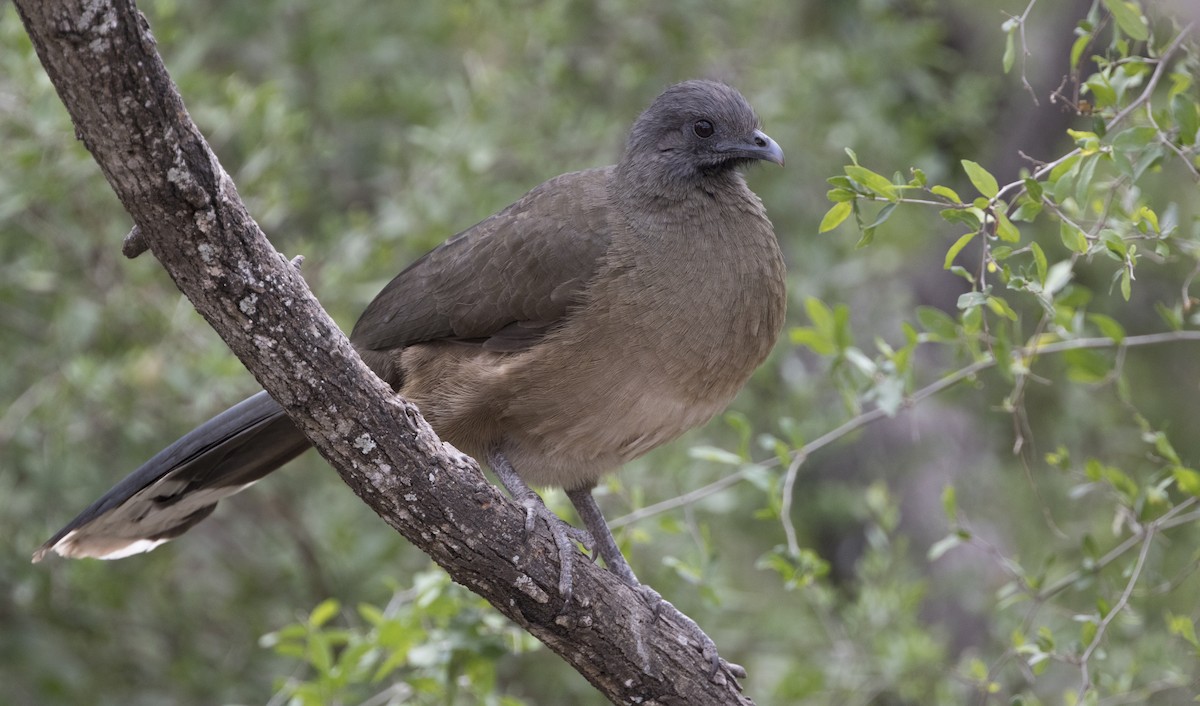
[32,391,310,562]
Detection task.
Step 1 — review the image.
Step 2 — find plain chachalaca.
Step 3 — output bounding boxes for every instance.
[32,80,787,603]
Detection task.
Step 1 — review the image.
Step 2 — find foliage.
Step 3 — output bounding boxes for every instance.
[808,2,1200,703]
[261,571,534,706]
[4,0,1200,705]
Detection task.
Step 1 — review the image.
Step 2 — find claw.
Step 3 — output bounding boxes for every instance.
[490,449,590,606]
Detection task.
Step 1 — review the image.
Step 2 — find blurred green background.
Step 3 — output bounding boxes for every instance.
[3,0,1199,704]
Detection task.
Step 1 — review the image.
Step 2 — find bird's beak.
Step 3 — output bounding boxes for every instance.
[747,130,785,166]
[719,129,785,167]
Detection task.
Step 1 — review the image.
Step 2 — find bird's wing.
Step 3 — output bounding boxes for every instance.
[349,167,614,353]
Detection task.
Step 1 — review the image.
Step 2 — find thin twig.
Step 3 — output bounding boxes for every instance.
[1074,526,1156,701]
[779,451,806,556]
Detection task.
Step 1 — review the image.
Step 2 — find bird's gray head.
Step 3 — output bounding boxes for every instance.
[619,80,783,195]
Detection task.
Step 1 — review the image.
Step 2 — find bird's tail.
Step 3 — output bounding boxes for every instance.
[32,391,310,562]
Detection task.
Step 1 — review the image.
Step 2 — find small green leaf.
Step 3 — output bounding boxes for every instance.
[1173,93,1199,146]
[805,296,833,331]
[1070,33,1091,70]
[1155,301,1183,331]
[1003,28,1016,74]
[845,165,899,201]
[1111,126,1157,152]
[819,200,853,233]
[1059,221,1089,253]
[1087,313,1125,343]
[931,184,962,203]
[864,202,897,230]
[928,534,962,561]
[995,211,1020,242]
[1044,260,1073,296]
[1167,612,1200,648]
[916,306,959,339]
[987,296,1018,321]
[962,159,999,199]
[1085,77,1117,109]
[940,208,982,230]
[1011,198,1043,222]
[1023,177,1043,201]
[941,484,957,520]
[957,291,989,311]
[309,598,341,628]
[1080,619,1098,646]
[688,446,745,465]
[1031,242,1047,282]
[1173,467,1200,497]
[1102,0,1149,41]
[944,230,977,269]
[1064,348,1111,383]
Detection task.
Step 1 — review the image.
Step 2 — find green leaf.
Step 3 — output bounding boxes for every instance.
[940,207,982,230]
[944,230,977,269]
[931,184,962,203]
[1031,242,1047,282]
[819,200,853,233]
[957,291,989,311]
[1063,348,1110,383]
[309,598,341,628]
[1070,33,1092,69]
[1087,313,1125,343]
[961,159,999,198]
[1173,467,1200,497]
[1111,126,1157,152]
[1023,177,1043,201]
[987,296,1018,321]
[1075,153,1098,206]
[1172,93,1199,146]
[1155,301,1184,331]
[1044,260,1074,296]
[845,165,899,201]
[916,306,958,339]
[805,296,833,331]
[1002,28,1016,74]
[941,484,957,520]
[1102,0,1149,41]
[1059,221,1089,253]
[688,446,744,465]
[928,534,962,561]
[1085,78,1117,110]
[995,211,1020,242]
[1011,198,1043,222]
[864,202,897,230]
[1080,619,1098,647]
[1167,612,1200,648]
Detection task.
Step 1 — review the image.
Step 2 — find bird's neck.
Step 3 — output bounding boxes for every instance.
[613,158,746,204]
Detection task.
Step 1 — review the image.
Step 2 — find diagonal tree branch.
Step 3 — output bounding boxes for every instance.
[13,1,751,703]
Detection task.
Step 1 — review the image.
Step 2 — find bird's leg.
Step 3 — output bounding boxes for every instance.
[564,486,639,586]
[487,448,593,604]
[565,486,748,684]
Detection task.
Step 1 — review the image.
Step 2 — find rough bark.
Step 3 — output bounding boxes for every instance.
[13,1,752,703]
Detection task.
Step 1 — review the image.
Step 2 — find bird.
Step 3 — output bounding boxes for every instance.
[33,80,787,607]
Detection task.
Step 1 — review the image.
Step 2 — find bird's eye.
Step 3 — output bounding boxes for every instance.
[693,120,714,138]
